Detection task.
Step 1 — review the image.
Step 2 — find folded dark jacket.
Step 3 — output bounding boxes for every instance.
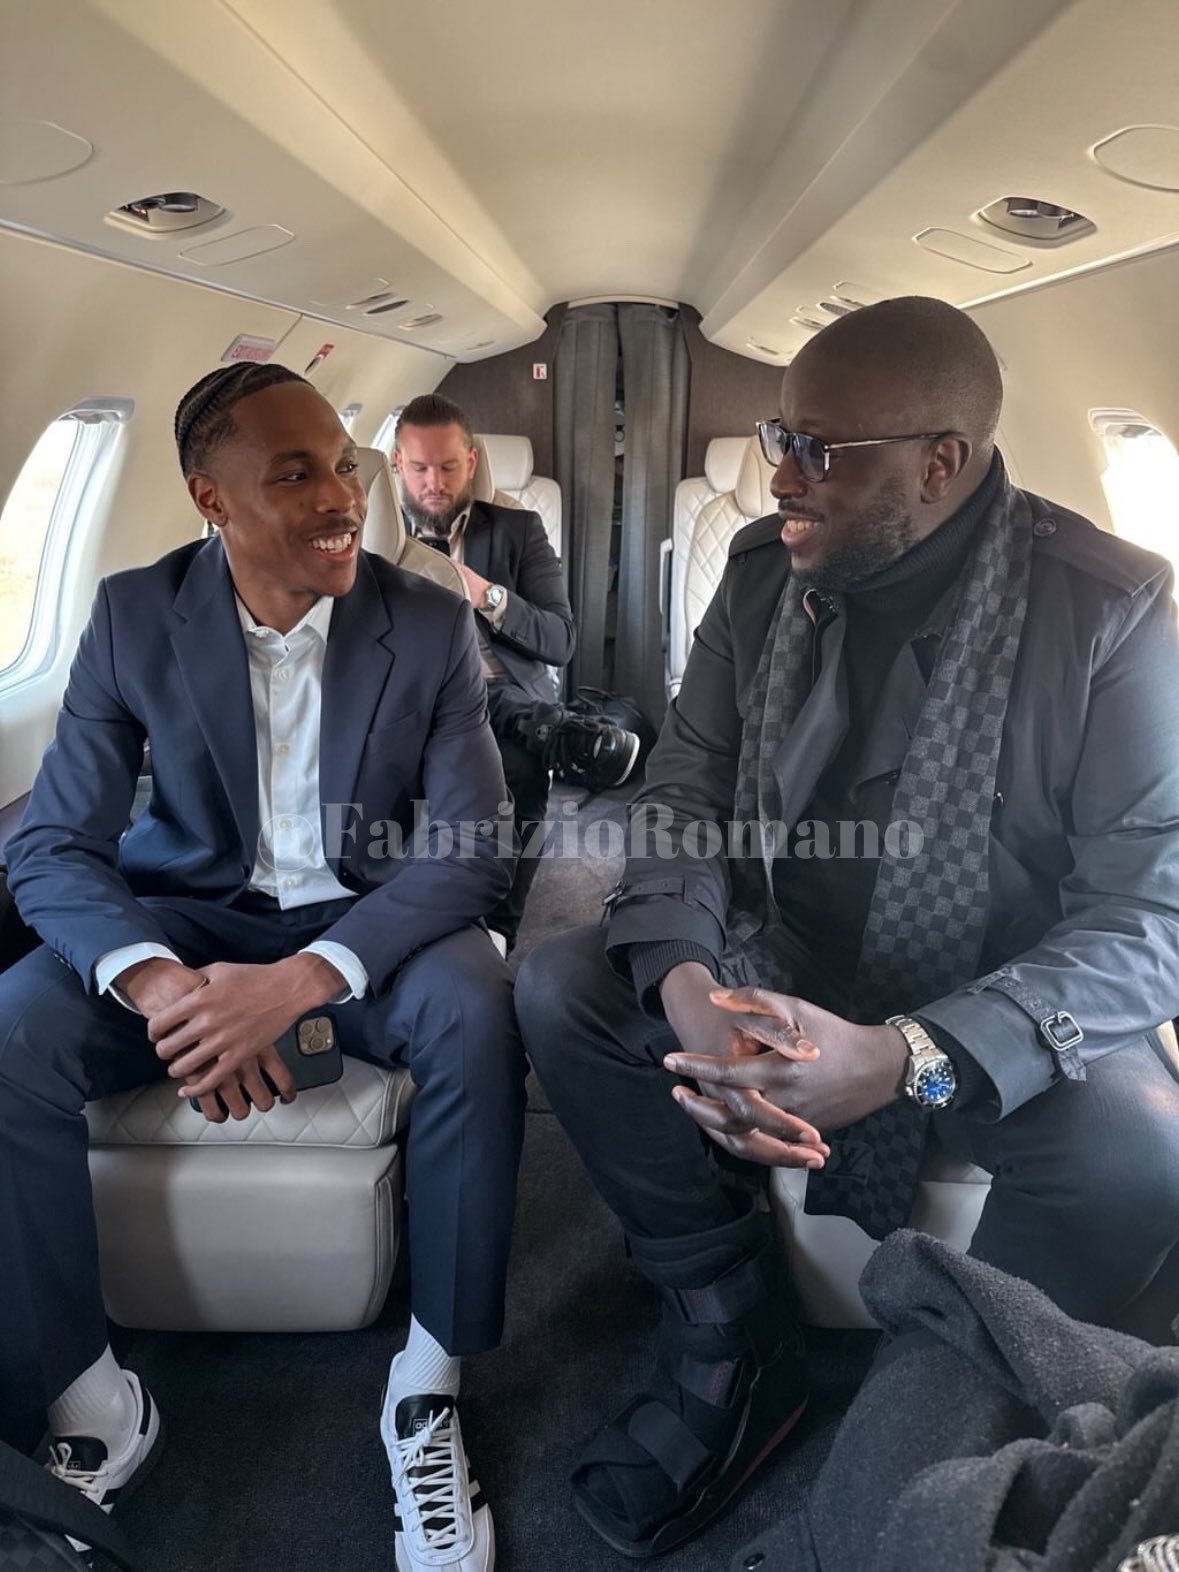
[732,1231,1179,1572]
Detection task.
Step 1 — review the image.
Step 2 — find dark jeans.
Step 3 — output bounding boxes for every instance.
[0,896,527,1424]
[516,925,1179,1336]
[486,681,553,946]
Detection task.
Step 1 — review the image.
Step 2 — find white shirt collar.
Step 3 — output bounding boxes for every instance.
[234,592,334,645]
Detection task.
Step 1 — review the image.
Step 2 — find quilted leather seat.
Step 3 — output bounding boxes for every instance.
[478,434,563,563]
[664,438,772,698]
[84,453,444,1334]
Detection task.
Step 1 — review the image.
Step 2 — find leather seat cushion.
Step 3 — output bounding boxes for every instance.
[86,1055,414,1149]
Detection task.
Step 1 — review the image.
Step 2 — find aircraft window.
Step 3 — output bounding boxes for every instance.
[1093,412,1179,598]
[338,402,364,435]
[373,408,404,457]
[0,400,132,686]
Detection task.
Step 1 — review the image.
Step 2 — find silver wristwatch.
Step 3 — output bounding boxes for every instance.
[483,583,506,612]
[887,1014,958,1109]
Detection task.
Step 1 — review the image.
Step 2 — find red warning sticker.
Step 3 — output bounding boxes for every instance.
[221,334,277,364]
[304,343,336,374]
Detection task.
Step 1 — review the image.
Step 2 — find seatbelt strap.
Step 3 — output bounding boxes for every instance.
[0,1441,141,1569]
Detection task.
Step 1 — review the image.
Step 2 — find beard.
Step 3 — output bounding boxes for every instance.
[792,478,921,591]
[402,483,474,540]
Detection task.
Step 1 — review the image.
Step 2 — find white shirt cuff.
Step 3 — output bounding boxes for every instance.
[302,940,369,1002]
[96,943,185,1012]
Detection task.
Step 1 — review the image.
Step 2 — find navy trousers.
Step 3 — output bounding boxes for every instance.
[0,895,526,1424]
[517,925,1179,1339]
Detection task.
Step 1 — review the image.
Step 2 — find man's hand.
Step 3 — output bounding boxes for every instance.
[457,561,493,607]
[663,986,909,1166]
[115,956,206,1019]
[190,1053,295,1124]
[147,952,344,1101]
[659,964,830,1169]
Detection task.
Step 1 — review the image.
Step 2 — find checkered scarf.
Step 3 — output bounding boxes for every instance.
[724,477,1034,1238]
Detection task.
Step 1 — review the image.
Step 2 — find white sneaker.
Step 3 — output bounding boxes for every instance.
[46,1369,162,1551]
[381,1389,494,1571]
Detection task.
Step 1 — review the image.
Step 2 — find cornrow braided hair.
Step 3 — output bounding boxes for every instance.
[173,362,308,476]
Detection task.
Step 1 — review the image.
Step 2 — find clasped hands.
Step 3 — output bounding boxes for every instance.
[116,953,343,1123]
[658,962,909,1168]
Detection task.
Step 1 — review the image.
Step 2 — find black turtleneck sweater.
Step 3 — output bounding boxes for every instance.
[773,456,1002,1008]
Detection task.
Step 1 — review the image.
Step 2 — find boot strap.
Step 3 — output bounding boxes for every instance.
[626,1401,713,1493]
[675,1354,741,1409]
[664,1249,769,1326]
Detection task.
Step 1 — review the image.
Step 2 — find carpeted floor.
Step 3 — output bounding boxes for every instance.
[110,787,875,1571]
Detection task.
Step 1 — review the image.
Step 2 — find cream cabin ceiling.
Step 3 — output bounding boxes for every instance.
[2,0,1177,363]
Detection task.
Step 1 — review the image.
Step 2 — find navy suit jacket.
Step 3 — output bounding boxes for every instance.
[462,500,574,702]
[6,537,513,997]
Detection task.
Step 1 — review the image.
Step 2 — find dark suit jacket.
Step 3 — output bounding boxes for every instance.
[462,500,574,702]
[5,538,513,997]
[606,473,1179,1116]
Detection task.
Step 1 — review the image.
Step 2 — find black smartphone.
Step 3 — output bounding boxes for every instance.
[189,1010,343,1114]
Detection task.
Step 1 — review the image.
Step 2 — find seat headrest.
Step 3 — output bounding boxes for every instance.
[479,434,534,491]
[471,436,496,504]
[703,437,750,496]
[358,447,407,559]
[734,438,778,520]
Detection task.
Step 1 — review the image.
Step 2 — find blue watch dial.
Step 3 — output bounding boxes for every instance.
[914,1058,957,1108]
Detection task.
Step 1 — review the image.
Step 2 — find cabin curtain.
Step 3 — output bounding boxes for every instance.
[615,304,689,726]
[554,303,619,692]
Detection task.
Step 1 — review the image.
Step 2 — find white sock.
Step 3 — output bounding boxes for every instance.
[386,1317,461,1407]
[47,1347,136,1451]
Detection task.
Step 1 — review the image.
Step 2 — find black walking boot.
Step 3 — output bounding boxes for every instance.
[572,1202,809,1558]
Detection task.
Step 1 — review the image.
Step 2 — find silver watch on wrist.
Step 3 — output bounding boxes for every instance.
[887,1014,958,1109]
[483,583,506,612]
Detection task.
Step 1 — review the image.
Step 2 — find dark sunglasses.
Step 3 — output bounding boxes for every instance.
[756,420,949,483]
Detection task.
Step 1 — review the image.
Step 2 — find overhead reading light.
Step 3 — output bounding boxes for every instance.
[106,191,225,236]
[746,338,782,357]
[399,312,444,330]
[817,299,854,318]
[979,196,1095,245]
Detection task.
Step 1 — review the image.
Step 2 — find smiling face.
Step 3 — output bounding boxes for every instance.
[772,351,968,591]
[186,381,366,632]
[393,422,479,535]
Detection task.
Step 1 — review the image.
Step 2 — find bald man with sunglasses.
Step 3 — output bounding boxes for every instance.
[515,296,1179,1559]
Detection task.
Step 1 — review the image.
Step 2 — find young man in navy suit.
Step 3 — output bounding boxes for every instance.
[393,394,640,949]
[0,364,523,1572]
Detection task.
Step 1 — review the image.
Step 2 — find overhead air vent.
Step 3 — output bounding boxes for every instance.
[791,308,829,332]
[746,338,783,357]
[979,196,1095,245]
[817,299,855,318]
[399,312,444,330]
[106,191,225,236]
[363,297,411,317]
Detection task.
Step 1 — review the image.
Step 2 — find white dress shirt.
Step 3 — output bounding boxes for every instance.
[96,594,369,1005]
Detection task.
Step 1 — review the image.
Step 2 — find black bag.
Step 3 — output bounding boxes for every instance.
[566,687,659,773]
[0,1441,140,1570]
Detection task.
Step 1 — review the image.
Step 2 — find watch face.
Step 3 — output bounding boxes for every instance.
[914,1059,957,1109]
